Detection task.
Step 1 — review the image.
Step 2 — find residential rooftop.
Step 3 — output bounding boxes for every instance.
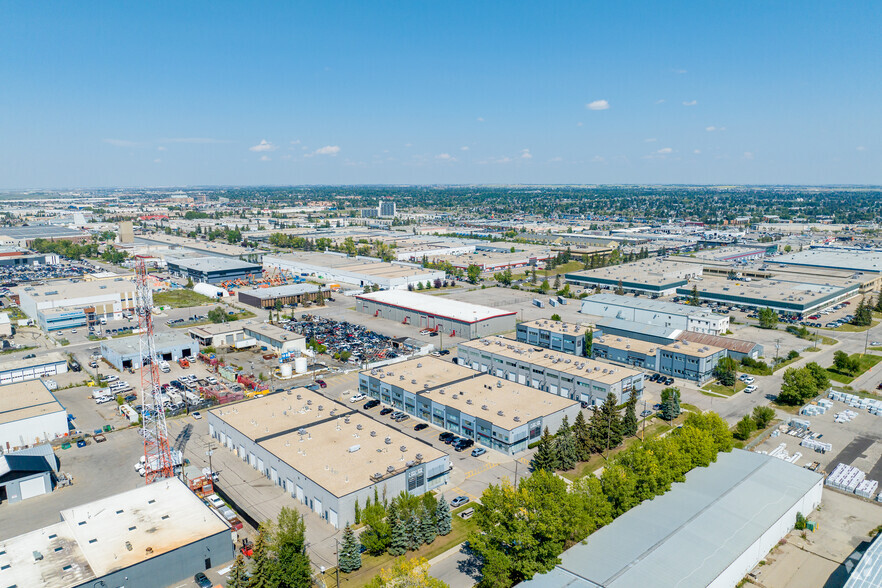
[209,388,446,496]
[356,290,516,323]
[519,319,591,337]
[0,379,66,427]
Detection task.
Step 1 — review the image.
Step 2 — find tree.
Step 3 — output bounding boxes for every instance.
[531,267,538,284]
[435,495,452,536]
[273,507,311,588]
[876,292,882,313]
[833,350,853,374]
[660,387,681,421]
[854,297,873,326]
[553,274,561,290]
[590,394,623,452]
[752,406,775,429]
[420,504,437,545]
[208,306,229,323]
[622,393,638,437]
[365,557,449,588]
[247,525,274,588]
[360,501,391,556]
[805,362,830,391]
[734,414,757,440]
[683,412,734,453]
[584,328,593,357]
[758,307,779,329]
[227,553,248,588]
[550,313,561,321]
[713,356,738,387]
[778,366,820,405]
[615,279,625,295]
[553,416,578,470]
[354,498,361,525]
[405,512,421,551]
[690,285,700,306]
[539,279,550,294]
[185,276,194,289]
[571,410,592,460]
[339,525,362,573]
[671,425,717,469]
[600,462,638,517]
[466,264,482,284]
[531,427,558,472]
[387,504,407,556]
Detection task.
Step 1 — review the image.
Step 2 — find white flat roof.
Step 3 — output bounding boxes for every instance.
[356,290,516,323]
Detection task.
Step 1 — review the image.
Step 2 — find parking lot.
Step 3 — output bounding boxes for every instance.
[282,314,402,363]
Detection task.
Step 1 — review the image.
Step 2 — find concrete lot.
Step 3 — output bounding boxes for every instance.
[755,397,882,477]
[440,286,587,326]
[747,489,882,588]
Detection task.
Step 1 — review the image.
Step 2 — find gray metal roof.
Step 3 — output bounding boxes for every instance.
[596,317,681,341]
[100,331,195,355]
[0,226,87,239]
[845,535,882,588]
[776,246,882,273]
[240,283,328,300]
[522,450,822,588]
[167,256,261,272]
[581,293,724,320]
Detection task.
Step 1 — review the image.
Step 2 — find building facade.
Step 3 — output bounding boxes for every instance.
[243,324,306,355]
[101,331,198,370]
[592,334,726,384]
[0,380,69,452]
[238,284,331,309]
[167,256,262,285]
[580,293,729,335]
[0,352,68,386]
[18,280,138,332]
[516,319,589,356]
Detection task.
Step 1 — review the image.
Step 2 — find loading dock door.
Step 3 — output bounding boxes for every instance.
[249,453,256,468]
[270,467,278,484]
[314,498,322,515]
[329,509,338,528]
[161,352,172,361]
[19,477,46,500]
[296,485,304,502]
[257,458,265,473]
[285,479,293,494]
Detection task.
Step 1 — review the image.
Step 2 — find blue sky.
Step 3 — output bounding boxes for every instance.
[1,1,880,188]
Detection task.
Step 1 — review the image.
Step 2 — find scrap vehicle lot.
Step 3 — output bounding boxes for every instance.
[0,260,97,286]
[282,314,400,363]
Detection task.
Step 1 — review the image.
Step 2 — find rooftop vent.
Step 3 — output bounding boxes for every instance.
[370,430,377,437]
[513,416,521,422]
[385,436,392,444]
[415,453,423,461]
[387,465,396,473]
[400,445,407,452]
[348,445,360,453]
[497,410,504,416]
[482,405,488,411]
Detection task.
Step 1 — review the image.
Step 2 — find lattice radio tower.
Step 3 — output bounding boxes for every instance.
[135,257,174,483]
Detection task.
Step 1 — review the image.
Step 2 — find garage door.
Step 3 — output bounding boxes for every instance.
[507,373,516,382]
[257,458,264,473]
[296,485,304,502]
[328,509,338,528]
[270,468,278,484]
[314,498,322,515]
[285,479,293,494]
[518,374,526,385]
[20,477,46,500]
[249,453,256,468]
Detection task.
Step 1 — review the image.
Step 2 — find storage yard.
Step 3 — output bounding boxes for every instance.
[282,315,400,363]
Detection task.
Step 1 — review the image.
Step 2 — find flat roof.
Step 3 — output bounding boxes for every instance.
[0,226,87,239]
[18,279,136,301]
[594,334,661,356]
[101,331,194,355]
[0,351,69,373]
[0,478,229,588]
[167,256,261,272]
[361,356,476,394]
[243,322,306,343]
[519,319,591,337]
[659,340,725,358]
[581,293,726,321]
[187,320,248,337]
[776,246,882,273]
[357,290,516,323]
[239,283,328,300]
[566,259,699,287]
[266,252,439,280]
[210,388,446,496]
[460,337,642,385]
[597,318,682,340]
[422,374,577,430]
[845,534,882,588]
[522,450,822,588]
[683,275,857,306]
[677,331,759,354]
[0,379,66,426]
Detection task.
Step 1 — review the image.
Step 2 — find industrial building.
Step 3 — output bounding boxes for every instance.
[457,337,643,405]
[243,323,306,355]
[0,478,234,588]
[596,317,683,346]
[188,321,255,349]
[0,248,59,267]
[677,331,764,362]
[238,283,331,309]
[100,331,198,370]
[0,444,57,504]
[356,290,517,340]
[358,357,580,454]
[0,352,69,385]
[0,312,12,338]
[0,225,89,247]
[844,531,882,588]
[677,275,861,316]
[776,245,882,274]
[580,293,729,335]
[592,334,726,383]
[263,251,445,291]
[565,259,703,296]
[516,319,590,356]
[521,450,823,588]
[17,279,138,332]
[208,387,449,529]
[166,256,262,285]
[0,379,69,453]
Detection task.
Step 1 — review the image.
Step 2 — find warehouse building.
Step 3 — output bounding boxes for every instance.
[0,312,11,337]
[0,352,69,385]
[0,379,69,453]
[581,293,729,335]
[0,225,90,247]
[188,321,254,349]
[522,450,823,588]
[263,252,444,290]
[243,323,306,356]
[100,331,197,370]
[0,478,234,588]
[565,259,702,296]
[457,337,643,405]
[208,388,449,529]
[0,444,57,504]
[596,317,682,346]
[167,256,262,285]
[844,531,882,588]
[676,275,861,317]
[238,283,331,309]
[0,250,59,267]
[358,357,579,454]
[356,290,516,340]
[677,331,764,362]
[592,334,726,383]
[17,279,138,332]
[516,319,591,356]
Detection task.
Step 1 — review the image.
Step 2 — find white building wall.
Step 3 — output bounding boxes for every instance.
[708,478,823,588]
[0,409,69,449]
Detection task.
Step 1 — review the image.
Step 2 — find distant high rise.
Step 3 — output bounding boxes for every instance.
[118,221,134,244]
[378,200,397,218]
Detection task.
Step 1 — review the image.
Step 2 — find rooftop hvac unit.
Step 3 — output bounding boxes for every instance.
[417,363,422,368]
[373,472,383,480]
[318,405,324,411]
[349,445,361,453]
[466,399,473,404]
[424,384,430,389]
[482,405,489,410]
[387,372,394,376]
[497,381,502,388]
[439,389,445,394]
[452,394,459,399]
[387,465,396,473]
[379,373,385,378]
[513,416,521,422]
[412,379,417,385]
[406,460,416,467]
[385,436,392,444]
[400,445,407,452]
[497,410,504,416]
[370,430,377,437]
[298,428,307,436]
[307,399,313,405]
[400,375,405,380]
[296,394,302,400]
[344,416,351,424]
[356,423,363,430]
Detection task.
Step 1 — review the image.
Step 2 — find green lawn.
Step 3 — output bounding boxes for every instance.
[772,355,803,373]
[738,364,772,376]
[824,353,882,384]
[869,347,882,353]
[826,320,880,333]
[702,381,746,397]
[152,289,214,308]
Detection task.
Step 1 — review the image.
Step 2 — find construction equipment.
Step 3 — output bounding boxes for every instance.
[135,257,174,483]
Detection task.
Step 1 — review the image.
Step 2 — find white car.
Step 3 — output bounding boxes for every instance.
[104,375,119,383]
[744,385,758,393]
[206,494,224,509]
[45,380,58,391]
[349,394,367,403]
[206,376,218,385]
[192,411,202,420]
[95,395,113,404]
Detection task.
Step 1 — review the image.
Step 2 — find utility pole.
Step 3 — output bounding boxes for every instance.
[335,538,340,588]
[641,398,647,441]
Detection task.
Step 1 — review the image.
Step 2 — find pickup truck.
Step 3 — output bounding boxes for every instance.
[93,433,107,443]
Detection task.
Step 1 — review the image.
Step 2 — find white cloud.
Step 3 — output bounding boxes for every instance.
[705,126,716,132]
[657,147,673,154]
[494,156,512,164]
[249,140,276,152]
[103,138,141,148]
[476,117,485,122]
[436,153,454,160]
[548,156,563,162]
[164,137,229,144]
[674,69,688,74]
[644,138,657,143]
[576,122,583,127]
[520,149,532,160]
[586,99,610,111]
[743,151,755,160]
[460,146,470,151]
[260,155,271,161]
[153,158,161,163]
[693,149,701,154]
[857,146,866,151]
[290,139,301,145]
[591,155,606,163]
[314,145,341,156]
[682,100,698,106]
[157,146,167,151]
[654,99,665,104]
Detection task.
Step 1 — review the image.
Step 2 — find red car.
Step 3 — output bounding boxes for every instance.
[315,379,327,388]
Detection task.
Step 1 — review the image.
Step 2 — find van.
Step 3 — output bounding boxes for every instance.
[158,361,170,373]
[99,317,107,325]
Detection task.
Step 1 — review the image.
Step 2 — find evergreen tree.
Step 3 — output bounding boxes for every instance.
[354,498,361,525]
[387,505,407,556]
[553,274,561,290]
[690,285,700,306]
[854,296,873,326]
[339,525,362,573]
[227,553,248,588]
[531,427,558,471]
[420,504,437,544]
[436,496,452,536]
[590,394,623,452]
[875,293,882,313]
[273,507,311,588]
[584,328,593,357]
[616,279,625,295]
[247,525,274,588]
[572,410,592,460]
[405,513,421,551]
[553,416,578,470]
[622,393,639,437]
[660,387,681,421]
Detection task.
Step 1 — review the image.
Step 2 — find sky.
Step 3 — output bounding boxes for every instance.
[1,1,880,188]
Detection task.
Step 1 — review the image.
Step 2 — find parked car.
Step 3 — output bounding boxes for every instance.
[439,349,451,356]
[744,385,758,393]
[471,447,486,457]
[640,409,653,417]
[380,407,394,416]
[24,353,36,359]
[363,399,381,409]
[194,572,213,588]
[315,379,327,388]
[450,496,470,508]
[414,423,429,431]
[394,413,409,423]
[349,394,367,403]
[305,383,320,392]
[207,494,224,509]
[193,412,202,420]
[439,432,455,443]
